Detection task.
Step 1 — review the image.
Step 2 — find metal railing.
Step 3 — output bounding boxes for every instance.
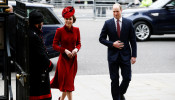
[51,0,119,18]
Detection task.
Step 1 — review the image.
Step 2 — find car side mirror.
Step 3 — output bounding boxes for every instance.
[165,4,174,9]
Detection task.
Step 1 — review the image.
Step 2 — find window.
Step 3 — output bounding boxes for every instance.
[167,0,175,9]
[27,7,60,25]
[170,1,175,6]
[0,0,7,5]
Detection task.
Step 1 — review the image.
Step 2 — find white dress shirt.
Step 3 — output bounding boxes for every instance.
[114,17,122,32]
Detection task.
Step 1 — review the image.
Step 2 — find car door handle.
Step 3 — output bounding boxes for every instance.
[151,13,159,16]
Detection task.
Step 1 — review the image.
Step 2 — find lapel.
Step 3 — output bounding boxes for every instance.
[110,18,119,39]
[120,17,126,40]
[111,18,117,34]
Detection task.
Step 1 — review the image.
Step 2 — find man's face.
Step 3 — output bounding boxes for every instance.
[113,6,122,20]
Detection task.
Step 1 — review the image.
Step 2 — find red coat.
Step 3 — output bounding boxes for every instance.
[50,25,81,92]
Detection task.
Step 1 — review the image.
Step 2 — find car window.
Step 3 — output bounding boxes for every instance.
[27,7,60,25]
[164,0,175,9]
[149,0,170,8]
[168,0,175,6]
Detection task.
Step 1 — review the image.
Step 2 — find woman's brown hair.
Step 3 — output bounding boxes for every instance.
[73,15,76,23]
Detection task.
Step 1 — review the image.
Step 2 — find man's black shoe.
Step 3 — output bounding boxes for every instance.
[120,94,126,100]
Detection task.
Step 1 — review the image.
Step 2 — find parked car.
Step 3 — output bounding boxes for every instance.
[9,1,64,58]
[122,0,175,41]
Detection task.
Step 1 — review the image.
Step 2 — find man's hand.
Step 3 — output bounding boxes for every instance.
[131,57,136,64]
[65,49,73,58]
[113,40,124,49]
[72,48,78,57]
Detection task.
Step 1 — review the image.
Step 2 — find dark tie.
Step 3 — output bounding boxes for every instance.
[117,19,120,38]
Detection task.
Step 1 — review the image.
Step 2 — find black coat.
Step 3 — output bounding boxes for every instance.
[28,25,53,100]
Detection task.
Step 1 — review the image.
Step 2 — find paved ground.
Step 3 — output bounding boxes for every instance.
[51,73,175,100]
[0,73,175,100]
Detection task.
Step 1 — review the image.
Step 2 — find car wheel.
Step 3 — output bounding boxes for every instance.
[134,21,151,41]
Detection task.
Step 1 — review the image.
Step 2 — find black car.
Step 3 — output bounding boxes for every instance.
[122,0,175,41]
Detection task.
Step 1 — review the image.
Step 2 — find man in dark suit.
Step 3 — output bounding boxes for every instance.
[99,3,137,100]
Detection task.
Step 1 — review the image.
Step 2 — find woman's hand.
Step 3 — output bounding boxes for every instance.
[65,49,73,58]
[72,48,78,57]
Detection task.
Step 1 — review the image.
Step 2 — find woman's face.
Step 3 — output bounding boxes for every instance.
[38,22,43,30]
[64,16,73,28]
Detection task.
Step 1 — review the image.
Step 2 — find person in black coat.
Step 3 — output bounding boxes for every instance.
[99,3,137,100]
[28,10,53,100]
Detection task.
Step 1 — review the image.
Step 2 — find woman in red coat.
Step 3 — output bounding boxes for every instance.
[50,6,81,100]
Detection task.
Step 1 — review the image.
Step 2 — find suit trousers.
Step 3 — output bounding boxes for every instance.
[108,55,131,100]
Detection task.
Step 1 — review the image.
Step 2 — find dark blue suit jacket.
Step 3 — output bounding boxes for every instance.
[99,17,137,62]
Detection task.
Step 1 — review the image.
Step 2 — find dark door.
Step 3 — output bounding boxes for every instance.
[15,1,30,100]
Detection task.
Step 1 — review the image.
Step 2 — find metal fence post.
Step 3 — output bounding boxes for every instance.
[93,0,96,18]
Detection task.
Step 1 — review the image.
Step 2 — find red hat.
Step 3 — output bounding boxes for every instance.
[62,6,75,18]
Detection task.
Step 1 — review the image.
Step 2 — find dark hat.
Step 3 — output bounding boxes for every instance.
[62,6,75,18]
[29,10,44,25]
